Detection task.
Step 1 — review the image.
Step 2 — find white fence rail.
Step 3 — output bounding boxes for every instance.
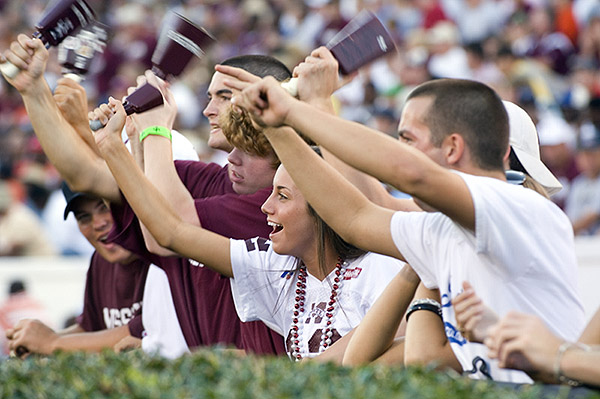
[0,236,599,329]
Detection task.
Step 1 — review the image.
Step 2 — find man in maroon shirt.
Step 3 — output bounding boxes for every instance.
[5,184,149,356]
[1,36,290,356]
[3,35,370,358]
[110,55,292,356]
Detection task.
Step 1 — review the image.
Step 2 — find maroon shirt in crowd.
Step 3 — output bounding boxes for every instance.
[77,252,149,335]
[108,160,285,355]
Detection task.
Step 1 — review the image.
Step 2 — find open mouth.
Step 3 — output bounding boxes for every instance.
[98,234,114,249]
[267,221,283,235]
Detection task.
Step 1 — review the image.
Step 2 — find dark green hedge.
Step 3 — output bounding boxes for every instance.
[0,349,598,398]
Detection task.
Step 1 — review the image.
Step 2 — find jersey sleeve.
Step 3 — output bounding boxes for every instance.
[228,237,295,336]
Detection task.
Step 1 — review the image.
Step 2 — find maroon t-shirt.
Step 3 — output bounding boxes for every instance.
[77,252,149,333]
[108,161,285,355]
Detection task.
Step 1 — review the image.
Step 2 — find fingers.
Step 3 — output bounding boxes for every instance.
[223,78,251,92]
[310,46,334,60]
[4,36,35,70]
[462,281,474,292]
[90,102,116,126]
[136,74,147,87]
[56,76,85,90]
[215,64,261,84]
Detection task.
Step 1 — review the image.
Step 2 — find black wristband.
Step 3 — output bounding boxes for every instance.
[406,299,443,322]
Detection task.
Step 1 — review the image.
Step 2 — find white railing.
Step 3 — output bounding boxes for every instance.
[0,236,599,329]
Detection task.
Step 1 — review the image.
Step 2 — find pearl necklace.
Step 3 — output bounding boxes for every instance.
[288,257,345,361]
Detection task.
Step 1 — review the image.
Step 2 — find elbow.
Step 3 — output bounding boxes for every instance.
[142,228,176,257]
[145,239,170,256]
[66,175,93,194]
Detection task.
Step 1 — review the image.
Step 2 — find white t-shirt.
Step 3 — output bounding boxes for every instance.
[141,265,190,359]
[135,131,198,358]
[391,172,584,383]
[229,237,404,359]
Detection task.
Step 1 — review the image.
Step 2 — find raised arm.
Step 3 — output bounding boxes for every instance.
[229,77,475,230]
[92,98,232,277]
[1,35,120,202]
[125,72,199,257]
[290,47,397,208]
[53,77,101,157]
[265,125,401,259]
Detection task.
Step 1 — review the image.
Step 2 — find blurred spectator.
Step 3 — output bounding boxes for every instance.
[3,0,600,241]
[512,6,576,75]
[517,88,579,209]
[0,179,56,256]
[464,41,505,86]
[578,4,600,66]
[414,0,448,30]
[96,2,157,102]
[426,21,471,79]
[440,0,514,45]
[565,123,600,235]
[0,279,51,356]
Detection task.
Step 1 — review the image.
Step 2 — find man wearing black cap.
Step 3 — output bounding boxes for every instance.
[5,183,149,356]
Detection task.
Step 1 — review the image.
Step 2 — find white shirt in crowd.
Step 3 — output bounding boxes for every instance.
[391,171,585,383]
[230,237,404,359]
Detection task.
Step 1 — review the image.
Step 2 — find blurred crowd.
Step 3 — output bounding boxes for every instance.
[1,0,600,257]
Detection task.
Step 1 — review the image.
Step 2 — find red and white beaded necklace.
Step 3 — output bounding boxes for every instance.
[288,257,346,361]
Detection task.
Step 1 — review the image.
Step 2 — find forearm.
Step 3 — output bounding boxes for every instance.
[100,135,183,249]
[143,136,199,227]
[373,337,405,365]
[560,348,600,386]
[284,101,439,197]
[578,307,600,345]
[404,285,461,371]
[311,329,354,364]
[57,323,85,336]
[141,135,200,256]
[305,94,394,208]
[22,80,119,201]
[99,132,233,276]
[343,267,419,365]
[265,127,399,257]
[51,325,131,353]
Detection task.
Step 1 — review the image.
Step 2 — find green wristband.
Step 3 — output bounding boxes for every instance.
[139,126,172,142]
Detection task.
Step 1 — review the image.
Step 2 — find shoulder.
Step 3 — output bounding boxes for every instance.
[231,237,293,268]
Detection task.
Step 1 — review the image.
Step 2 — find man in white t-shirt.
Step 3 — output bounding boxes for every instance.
[224,71,585,383]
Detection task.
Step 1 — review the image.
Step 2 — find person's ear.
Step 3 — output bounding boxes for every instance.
[443,133,465,166]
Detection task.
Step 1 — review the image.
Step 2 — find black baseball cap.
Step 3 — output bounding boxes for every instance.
[61,181,87,220]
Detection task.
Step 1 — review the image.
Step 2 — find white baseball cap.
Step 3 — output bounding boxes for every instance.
[503,101,563,195]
